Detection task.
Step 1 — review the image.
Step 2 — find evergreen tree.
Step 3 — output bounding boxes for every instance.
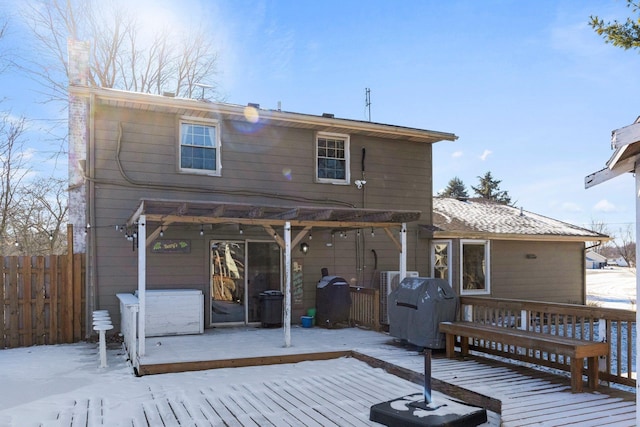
[471,171,512,205]
[439,177,469,198]
[590,1,640,51]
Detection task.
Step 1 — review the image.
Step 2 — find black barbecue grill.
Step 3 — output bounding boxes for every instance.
[316,270,352,328]
[388,277,459,349]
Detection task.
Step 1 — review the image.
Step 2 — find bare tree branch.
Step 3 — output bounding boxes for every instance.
[20,0,221,102]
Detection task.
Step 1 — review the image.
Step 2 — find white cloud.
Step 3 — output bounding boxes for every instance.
[560,202,582,213]
[593,199,616,213]
[451,150,463,159]
[479,149,492,161]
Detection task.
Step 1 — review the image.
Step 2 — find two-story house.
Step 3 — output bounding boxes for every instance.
[67,44,458,336]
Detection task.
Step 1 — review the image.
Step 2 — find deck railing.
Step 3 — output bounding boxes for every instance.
[458,296,636,388]
[116,293,139,366]
[349,286,381,331]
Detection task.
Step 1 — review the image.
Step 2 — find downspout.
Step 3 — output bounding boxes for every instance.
[87,92,97,334]
[583,241,603,304]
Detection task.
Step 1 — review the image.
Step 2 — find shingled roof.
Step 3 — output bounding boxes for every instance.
[427,198,610,242]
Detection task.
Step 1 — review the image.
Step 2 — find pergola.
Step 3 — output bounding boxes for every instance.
[126,198,422,356]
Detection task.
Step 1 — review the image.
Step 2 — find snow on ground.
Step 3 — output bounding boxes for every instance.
[0,269,635,426]
[586,266,637,310]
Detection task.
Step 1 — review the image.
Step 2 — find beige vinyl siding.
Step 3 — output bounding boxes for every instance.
[90,105,434,326]
[489,240,585,303]
[91,106,432,209]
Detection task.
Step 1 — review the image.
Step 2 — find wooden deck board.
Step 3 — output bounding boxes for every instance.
[511,399,635,426]
[38,328,637,426]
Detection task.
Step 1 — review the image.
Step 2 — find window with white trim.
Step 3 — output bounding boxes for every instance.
[316,132,350,184]
[460,240,490,295]
[179,117,221,175]
[431,240,452,286]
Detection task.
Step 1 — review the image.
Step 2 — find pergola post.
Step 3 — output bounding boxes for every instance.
[138,215,146,357]
[399,223,407,281]
[284,221,291,347]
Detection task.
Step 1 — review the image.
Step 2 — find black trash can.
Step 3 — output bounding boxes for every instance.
[388,277,458,349]
[259,290,283,327]
[316,274,351,328]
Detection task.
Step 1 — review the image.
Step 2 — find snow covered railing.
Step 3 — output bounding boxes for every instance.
[116,293,139,365]
[458,296,636,389]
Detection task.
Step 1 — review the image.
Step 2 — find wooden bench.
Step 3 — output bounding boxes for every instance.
[439,321,609,393]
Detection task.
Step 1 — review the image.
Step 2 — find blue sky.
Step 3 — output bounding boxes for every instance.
[2,0,640,237]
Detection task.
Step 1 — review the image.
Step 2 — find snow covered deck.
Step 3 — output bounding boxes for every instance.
[1,327,635,426]
[128,325,637,426]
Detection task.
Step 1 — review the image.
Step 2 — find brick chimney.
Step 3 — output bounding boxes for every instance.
[68,39,90,253]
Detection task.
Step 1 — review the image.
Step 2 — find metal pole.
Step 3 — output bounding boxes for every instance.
[424,349,432,404]
[635,166,640,426]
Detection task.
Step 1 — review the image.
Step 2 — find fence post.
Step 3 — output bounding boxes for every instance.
[598,318,607,374]
[63,224,74,343]
[0,256,5,348]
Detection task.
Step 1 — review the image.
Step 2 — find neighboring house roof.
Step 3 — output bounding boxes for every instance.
[426,197,610,242]
[68,86,458,144]
[586,250,607,262]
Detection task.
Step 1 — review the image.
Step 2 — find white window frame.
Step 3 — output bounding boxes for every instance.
[430,240,452,287]
[459,239,490,295]
[179,116,221,176]
[315,131,350,184]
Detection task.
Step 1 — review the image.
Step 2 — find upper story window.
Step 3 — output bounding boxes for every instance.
[460,239,490,295]
[316,132,350,184]
[179,117,221,175]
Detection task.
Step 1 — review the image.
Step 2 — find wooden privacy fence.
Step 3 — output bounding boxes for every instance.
[1,254,85,348]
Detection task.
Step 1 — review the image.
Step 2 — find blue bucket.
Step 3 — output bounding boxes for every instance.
[301,316,313,328]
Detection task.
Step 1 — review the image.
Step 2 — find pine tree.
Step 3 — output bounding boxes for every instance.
[439,177,469,199]
[471,171,512,205]
[590,1,640,51]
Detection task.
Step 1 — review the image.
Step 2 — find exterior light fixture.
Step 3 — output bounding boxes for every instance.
[159,227,164,237]
[200,225,204,236]
[239,225,243,235]
[300,242,309,254]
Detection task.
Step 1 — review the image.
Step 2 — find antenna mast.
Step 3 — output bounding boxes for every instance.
[365,88,371,122]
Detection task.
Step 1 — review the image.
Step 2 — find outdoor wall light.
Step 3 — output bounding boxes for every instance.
[199,225,204,236]
[300,242,309,254]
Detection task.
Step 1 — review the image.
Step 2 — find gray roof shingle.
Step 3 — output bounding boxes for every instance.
[429,198,609,240]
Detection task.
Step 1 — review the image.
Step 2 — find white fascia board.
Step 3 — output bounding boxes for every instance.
[612,122,640,150]
[585,155,636,188]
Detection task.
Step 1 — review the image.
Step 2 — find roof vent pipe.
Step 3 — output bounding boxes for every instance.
[322,113,334,118]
